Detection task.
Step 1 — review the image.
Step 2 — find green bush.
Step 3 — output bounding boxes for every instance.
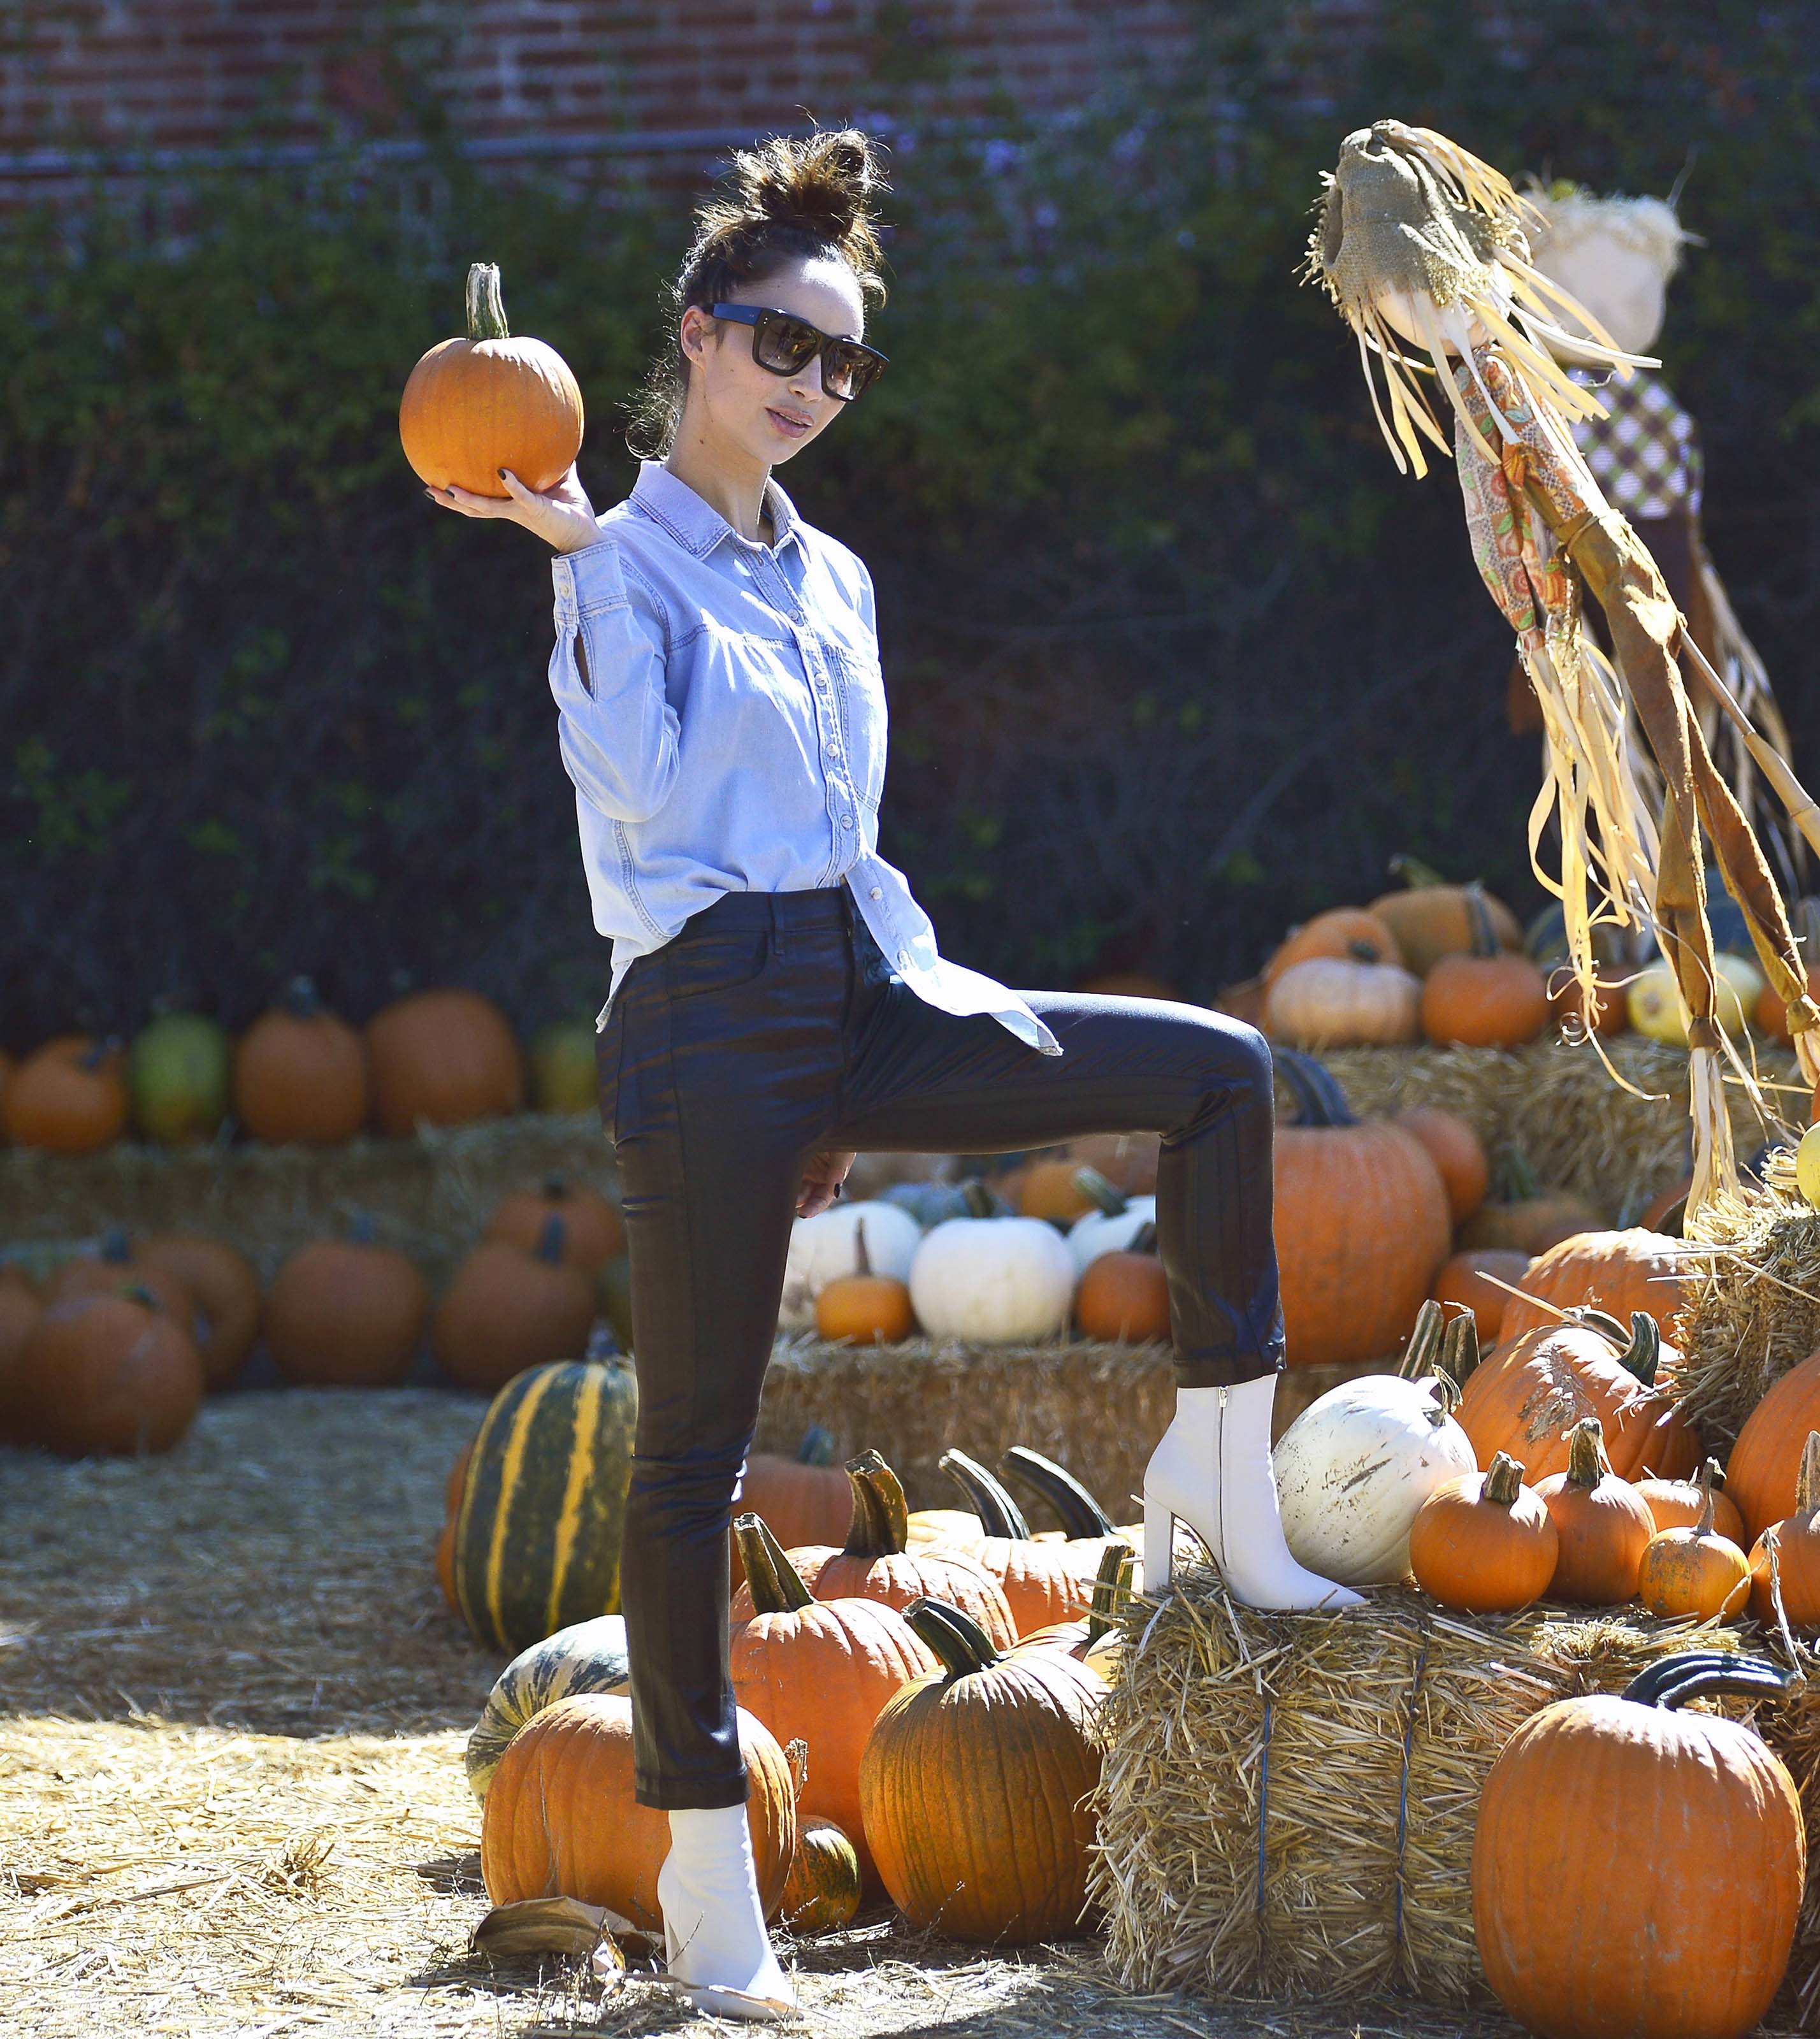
[3,0,1814,1051]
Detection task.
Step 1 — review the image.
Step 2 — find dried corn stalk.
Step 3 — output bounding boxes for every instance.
[1303,120,1820,1209]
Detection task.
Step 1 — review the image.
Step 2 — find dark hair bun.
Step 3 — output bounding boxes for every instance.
[730,126,890,250]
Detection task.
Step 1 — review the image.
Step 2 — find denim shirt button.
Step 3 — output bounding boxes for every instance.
[897,947,910,967]
[869,887,882,900]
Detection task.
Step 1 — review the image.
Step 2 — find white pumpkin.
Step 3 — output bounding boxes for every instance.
[1067,1194,1159,1273]
[1273,1373,1477,1587]
[778,1200,923,1330]
[907,1213,1076,1343]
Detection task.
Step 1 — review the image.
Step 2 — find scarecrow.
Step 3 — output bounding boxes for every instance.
[1303,122,1820,1212]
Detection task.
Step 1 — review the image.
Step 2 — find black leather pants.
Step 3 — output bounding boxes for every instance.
[595,883,1283,1808]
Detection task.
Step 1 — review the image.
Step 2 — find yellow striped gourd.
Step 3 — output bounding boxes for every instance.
[451,1355,638,1654]
[465,1613,630,1802]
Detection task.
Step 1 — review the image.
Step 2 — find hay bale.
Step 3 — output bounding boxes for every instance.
[1092,1568,1756,2009]
[1677,1146,1820,1457]
[0,1113,621,1289]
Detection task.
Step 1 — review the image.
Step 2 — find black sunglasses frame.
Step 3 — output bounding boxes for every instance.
[707,302,888,401]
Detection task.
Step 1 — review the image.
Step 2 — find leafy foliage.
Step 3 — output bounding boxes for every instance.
[3,0,1815,1048]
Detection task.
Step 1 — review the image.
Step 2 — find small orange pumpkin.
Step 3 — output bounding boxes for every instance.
[432,1214,596,1394]
[1638,1482,1751,1622]
[400,261,584,498]
[232,976,369,1144]
[134,1232,262,1389]
[19,1286,205,1457]
[780,1817,864,1933]
[1420,890,1550,1048]
[46,1228,195,1334]
[485,1177,624,1274]
[264,1213,430,1386]
[2,1034,129,1155]
[1636,1459,1745,1545]
[1015,1158,1101,1223]
[1408,1452,1558,1614]
[816,1216,917,1343]
[1073,1216,1169,1342]
[1429,1248,1532,1344]
[1546,962,1631,1037]
[1534,1416,1656,1605]
[1262,907,1404,990]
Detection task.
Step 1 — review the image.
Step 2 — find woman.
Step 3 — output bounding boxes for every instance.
[430,126,1352,2022]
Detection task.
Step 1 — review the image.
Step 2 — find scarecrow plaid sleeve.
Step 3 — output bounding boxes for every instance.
[1567,366,1703,521]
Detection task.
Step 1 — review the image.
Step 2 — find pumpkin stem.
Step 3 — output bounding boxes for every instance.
[1490,1145,1541,1204]
[1462,882,1500,960]
[1612,1311,1661,1386]
[348,1209,379,1247]
[78,1034,121,1072]
[901,1595,1002,1679]
[841,1451,911,1557]
[853,1218,872,1278]
[1564,1416,1611,1490]
[1000,1447,1116,1538]
[101,1226,132,1264]
[733,1514,817,1615]
[117,1280,160,1312]
[1388,852,1447,891]
[1483,1452,1526,1508]
[541,1176,571,1199]
[939,1448,1032,1540]
[534,1213,567,1264]
[281,974,322,1018]
[465,261,510,343]
[1695,1481,1717,1539]
[1128,1218,1159,1256]
[1441,1308,1482,1386]
[1071,1165,1128,1217]
[796,1425,838,1468]
[1085,1541,1135,1643]
[1621,1650,1793,1711]
[1399,1299,1447,1381]
[1798,1432,1820,1517]
[1272,1049,1358,1129]
[960,1178,998,1219]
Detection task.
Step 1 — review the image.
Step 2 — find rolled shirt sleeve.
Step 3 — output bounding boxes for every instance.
[549,538,681,825]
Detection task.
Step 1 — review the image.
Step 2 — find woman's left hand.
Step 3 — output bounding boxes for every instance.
[797,1150,857,1219]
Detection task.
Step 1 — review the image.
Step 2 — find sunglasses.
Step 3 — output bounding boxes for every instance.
[708,302,888,402]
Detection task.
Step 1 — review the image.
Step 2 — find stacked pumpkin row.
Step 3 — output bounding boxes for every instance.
[466,1448,1134,1949]
[0,981,603,1157]
[1245,862,1816,1056]
[0,1178,632,1459]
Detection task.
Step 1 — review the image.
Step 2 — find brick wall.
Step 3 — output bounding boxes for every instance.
[0,0,1199,194]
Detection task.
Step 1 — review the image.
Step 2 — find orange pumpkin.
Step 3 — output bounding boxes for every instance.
[1274,1050,1452,1368]
[1015,1157,1102,1223]
[1747,1430,1820,1631]
[815,1215,917,1343]
[1545,963,1630,1037]
[264,1213,430,1386]
[1455,1149,1605,1256]
[728,1515,937,1883]
[1473,1651,1805,2039]
[1060,1130,1160,1196]
[1368,863,1526,976]
[19,1287,205,1457]
[1455,1309,1700,1486]
[479,1692,795,1929]
[1419,890,1550,1048]
[935,1449,1102,1636]
[732,1451,1018,1649]
[1635,1459,1745,1545]
[0,1269,43,1442]
[1638,1482,1750,1622]
[1535,1416,1656,1604]
[432,1214,596,1394]
[1408,1452,1559,1614]
[1073,1217,1169,1342]
[2,1034,129,1155]
[1262,907,1403,990]
[46,1229,194,1333]
[730,1427,854,1593]
[1498,1228,1689,1347]
[1638,1174,1692,1237]
[1758,963,1820,1045]
[232,977,368,1144]
[1429,1249,1532,1344]
[434,1515,459,1611]
[1724,1348,1820,1541]
[1394,1106,1489,1223]
[365,988,524,1137]
[485,1176,623,1274]
[134,1233,262,1389]
[400,262,585,498]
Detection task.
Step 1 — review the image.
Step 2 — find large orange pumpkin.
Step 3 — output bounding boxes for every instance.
[1262,907,1403,990]
[1368,862,1525,977]
[728,1515,937,1883]
[2,1034,129,1155]
[733,1451,1017,1648]
[729,1427,854,1594]
[264,1214,430,1386]
[1274,1050,1452,1368]
[431,1214,595,1394]
[365,988,524,1137]
[1455,1309,1700,1485]
[400,262,584,498]
[479,1692,795,1929]
[1724,1348,1820,1541]
[1498,1228,1689,1347]
[20,1288,205,1457]
[1474,1652,1804,2039]
[232,976,369,1144]
[485,1176,623,1274]
[858,1596,1107,1945]
[134,1232,262,1388]
[1748,1431,1820,1631]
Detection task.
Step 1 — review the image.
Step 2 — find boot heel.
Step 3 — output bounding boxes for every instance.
[1143,1494,1176,1592]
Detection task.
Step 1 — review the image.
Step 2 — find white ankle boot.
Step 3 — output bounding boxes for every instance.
[1143,1376,1362,1611]
[654,1803,796,2022]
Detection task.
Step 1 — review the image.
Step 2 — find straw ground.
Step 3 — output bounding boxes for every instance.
[0,1387,1525,2038]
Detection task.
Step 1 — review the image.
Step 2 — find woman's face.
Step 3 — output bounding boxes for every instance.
[678,254,868,466]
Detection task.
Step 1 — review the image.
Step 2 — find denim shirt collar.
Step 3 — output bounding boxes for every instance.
[630,458,802,559]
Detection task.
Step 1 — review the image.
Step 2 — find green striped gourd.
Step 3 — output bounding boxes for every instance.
[451,1355,638,1653]
[465,1613,630,1802]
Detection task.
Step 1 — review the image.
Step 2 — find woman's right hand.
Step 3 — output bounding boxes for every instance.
[425,460,606,554]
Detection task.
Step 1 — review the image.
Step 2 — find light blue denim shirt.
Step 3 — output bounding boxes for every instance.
[547,459,1062,1056]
